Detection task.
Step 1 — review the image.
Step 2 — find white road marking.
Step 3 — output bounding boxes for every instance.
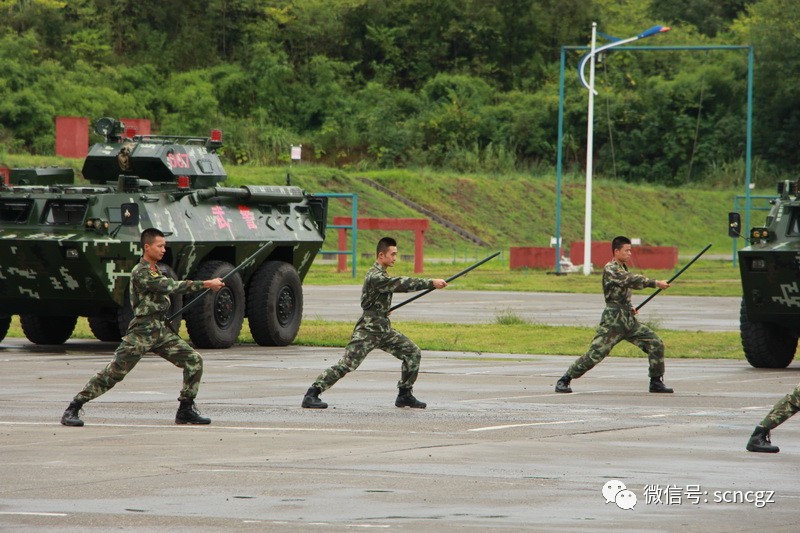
[459,390,614,402]
[0,512,68,517]
[468,420,585,432]
[0,421,376,433]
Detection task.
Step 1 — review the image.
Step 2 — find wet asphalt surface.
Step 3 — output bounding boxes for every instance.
[303,286,740,331]
[1,332,798,531]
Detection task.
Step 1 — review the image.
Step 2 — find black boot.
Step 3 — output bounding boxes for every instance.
[747,426,779,453]
[301,386,328,409]
[649,376,674,393]
[60,401,84,427]
[555,373,572,393]
[175,398,211,424]
[395,387,426,408]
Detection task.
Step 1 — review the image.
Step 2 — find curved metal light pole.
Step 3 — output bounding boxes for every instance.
[578,23,670,275]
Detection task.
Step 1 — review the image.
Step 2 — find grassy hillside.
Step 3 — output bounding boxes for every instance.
[2,153,764,260]
[225,165,758,259]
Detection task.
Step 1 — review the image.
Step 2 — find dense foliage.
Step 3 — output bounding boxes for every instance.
[0,0,796,184]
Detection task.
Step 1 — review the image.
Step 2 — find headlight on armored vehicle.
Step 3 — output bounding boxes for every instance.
[85,218,109,234]
[750,227,771,242]
[65,248,79,259]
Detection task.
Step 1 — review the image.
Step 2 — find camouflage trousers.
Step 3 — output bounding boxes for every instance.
[313,317,421,392]
[759,384,800,430]
[567,307,665,379]
[74,319,204,403]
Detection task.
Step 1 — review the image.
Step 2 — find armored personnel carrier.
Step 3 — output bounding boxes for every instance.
[0,118,327,349]
[730,180,800,368]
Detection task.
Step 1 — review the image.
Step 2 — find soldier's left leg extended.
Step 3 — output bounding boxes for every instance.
[760,385,800,431]
[379,329,426,408]
[151,325,209,424]
[378,328,422,389]
[626,323,666,378]
[152,326,204,399]
[626,322,672,393]
[747,384,800,453]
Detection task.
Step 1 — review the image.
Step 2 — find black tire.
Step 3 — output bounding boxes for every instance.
[185,260,245,349]
[246,261,303,346]
[20,315,78,345]
[0,316,10,343]
[117,263,183,336]
[740,299,797,368]
[88,314,123,342]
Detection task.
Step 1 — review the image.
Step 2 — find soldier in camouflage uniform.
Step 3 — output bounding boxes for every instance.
[555,236,674,394]
[60,228,224,427]
[745,387,800,453]
[302,237,447,409]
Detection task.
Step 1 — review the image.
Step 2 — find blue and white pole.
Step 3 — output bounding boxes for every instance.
[578,24,670,275]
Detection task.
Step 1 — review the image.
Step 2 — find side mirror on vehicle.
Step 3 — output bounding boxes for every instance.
[728,212,742,238]
[121,203,140,226]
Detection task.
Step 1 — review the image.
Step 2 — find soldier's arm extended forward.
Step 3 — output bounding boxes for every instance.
[605,263,657,291]
[134,268,223,295]
[371,271,437,294]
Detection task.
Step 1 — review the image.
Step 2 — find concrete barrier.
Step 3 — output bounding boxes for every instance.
[570,241,678,270]
[509,247,556,270]
[55,116,89,158]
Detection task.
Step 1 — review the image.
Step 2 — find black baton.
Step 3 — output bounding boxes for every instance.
[635,243,712,311]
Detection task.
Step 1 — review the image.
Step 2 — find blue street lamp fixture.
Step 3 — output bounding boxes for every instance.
[578,23,670,275]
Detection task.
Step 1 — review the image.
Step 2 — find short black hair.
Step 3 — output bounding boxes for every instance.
[377,236,397,256]
[141,228,165,247]
[612,236,631,253]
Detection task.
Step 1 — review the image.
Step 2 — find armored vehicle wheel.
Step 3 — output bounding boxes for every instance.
[0,316,10,343]
[88,315,123,342]
[117,264,183,337]
[740,299,797,368]
[247,261,303,346]
[20,315,78,345]
[185,261,245,349]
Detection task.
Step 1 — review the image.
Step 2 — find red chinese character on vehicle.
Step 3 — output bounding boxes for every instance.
[211,205,231,229]
[238,205,257,230]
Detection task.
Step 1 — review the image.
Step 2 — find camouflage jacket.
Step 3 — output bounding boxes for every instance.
[130,259,204,318]
[360,261,433,317]
[602,259,656,308]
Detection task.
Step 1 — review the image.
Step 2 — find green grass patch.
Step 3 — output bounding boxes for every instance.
[8,316,742,360]
[295,320,744,360]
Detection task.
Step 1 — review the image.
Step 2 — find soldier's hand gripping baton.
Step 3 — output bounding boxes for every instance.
[167,241,274,322]
[635,243,712,311]
[390,251,501,313]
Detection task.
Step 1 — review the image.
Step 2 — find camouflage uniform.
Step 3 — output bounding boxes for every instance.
[312,261,434,392]
[759,386,800,430]
[73,259,205,403]
[566,259,665,379]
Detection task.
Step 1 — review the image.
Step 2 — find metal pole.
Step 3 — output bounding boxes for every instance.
[351,194,358,278]
[555,46,567,273]
[583,22,597,276]
[744,45,754,239]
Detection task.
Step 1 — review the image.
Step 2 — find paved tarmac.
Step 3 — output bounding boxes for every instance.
[304,286,740,331]
[1,339,798,531]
